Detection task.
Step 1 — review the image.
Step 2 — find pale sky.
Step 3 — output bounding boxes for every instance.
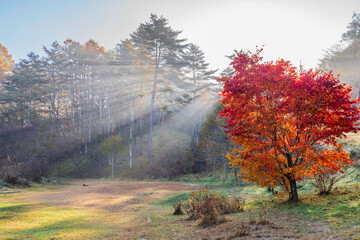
[1,0,360,71]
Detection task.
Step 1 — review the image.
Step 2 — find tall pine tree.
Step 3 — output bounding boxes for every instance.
[130,14,187,164]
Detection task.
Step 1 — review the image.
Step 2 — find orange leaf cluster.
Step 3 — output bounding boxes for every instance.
[0,43,14,81]
[218,48,360,194]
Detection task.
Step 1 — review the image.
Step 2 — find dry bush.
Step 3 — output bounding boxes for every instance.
[182,190,223,225]
[231,196,246,213]
[173,200,184,215]
[248,209,257,224]
[182,190,217,221]
[0,155,30,186]
[20,156,48,183]
[182,190,245,226]
[231,223,251,238]
[198,196,222,226]
[257,206,270,225]
[248,206,271,226]
[218,195,245,214]
[312,170,344,195]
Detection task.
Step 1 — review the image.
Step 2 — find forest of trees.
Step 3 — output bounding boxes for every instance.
[319,13,360,98]
[2,12,360,186]
[0,14,230,184]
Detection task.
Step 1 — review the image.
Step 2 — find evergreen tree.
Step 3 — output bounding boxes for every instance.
[2,53,47,127]
[130,14,187,165]
[182,43,217,91]
[342,12,360,42]
[114,39,144,168]
[319,12,360,98]
[181,43,217,147]
[198,102,231,180]
[43,41,68,132]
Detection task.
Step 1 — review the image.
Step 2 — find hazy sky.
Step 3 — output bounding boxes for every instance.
[1,0,360,71]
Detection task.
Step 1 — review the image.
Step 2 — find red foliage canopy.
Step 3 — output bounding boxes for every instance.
[218,48,359,198]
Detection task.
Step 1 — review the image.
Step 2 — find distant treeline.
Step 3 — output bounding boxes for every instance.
[0,14,232,184]
[1,11,359,184]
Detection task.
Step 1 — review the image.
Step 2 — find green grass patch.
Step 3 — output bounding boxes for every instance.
[176,176,272,196]
[158,192,191,206]
[2,174,360,239]
[272,185,360,238]
[0,201,112,240]
[0,202,31,220]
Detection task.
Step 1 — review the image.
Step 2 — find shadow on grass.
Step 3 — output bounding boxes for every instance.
[2,217,108,240]
[0,203,32,220]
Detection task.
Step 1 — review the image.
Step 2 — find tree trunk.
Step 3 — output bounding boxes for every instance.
[161,111,165,128]
[138,104,143,156]
[27,88,32,126]
[289,178,298,201]
[157,108,162,126]
[99,95,103,137]
[50,72,57,133]
[190,68,197,148]
[147,70,156,165]
[286,153,298,201]
[111,154,114,180]
[190,126,195,148]
[223,161,227,181]
[129,90,134,169]
[212,161,216,179]
[196,113,202,145]
[138,78,144,156]
[148,43,159,165]
[86,98,92,154]
[107,96,111,137]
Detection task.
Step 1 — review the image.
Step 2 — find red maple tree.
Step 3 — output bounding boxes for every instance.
[218,48,360,201]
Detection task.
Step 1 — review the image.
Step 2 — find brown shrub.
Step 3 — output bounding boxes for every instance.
[311,171,343,195]
[182,190,245,226]
[173,200,184,215]
[231,223,251,238]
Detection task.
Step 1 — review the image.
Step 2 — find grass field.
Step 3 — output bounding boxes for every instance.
[0,180,198,239]
[1,178,360,239]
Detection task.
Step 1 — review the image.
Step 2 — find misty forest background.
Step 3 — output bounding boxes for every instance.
[1,13,360,185]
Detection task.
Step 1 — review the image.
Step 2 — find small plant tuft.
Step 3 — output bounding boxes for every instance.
[173,200,184,215]
[230,223,251,238]
[312,170,344,195]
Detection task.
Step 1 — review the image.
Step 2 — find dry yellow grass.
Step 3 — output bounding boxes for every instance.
[0,180,347,239]
[0,180,197,240]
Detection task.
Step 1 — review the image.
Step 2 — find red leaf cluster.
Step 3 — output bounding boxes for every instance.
[218,48,359,194]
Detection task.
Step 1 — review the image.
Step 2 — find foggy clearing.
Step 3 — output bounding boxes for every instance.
[0,180,339,240]
[1,1,360,239]
[13,180,198,210]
